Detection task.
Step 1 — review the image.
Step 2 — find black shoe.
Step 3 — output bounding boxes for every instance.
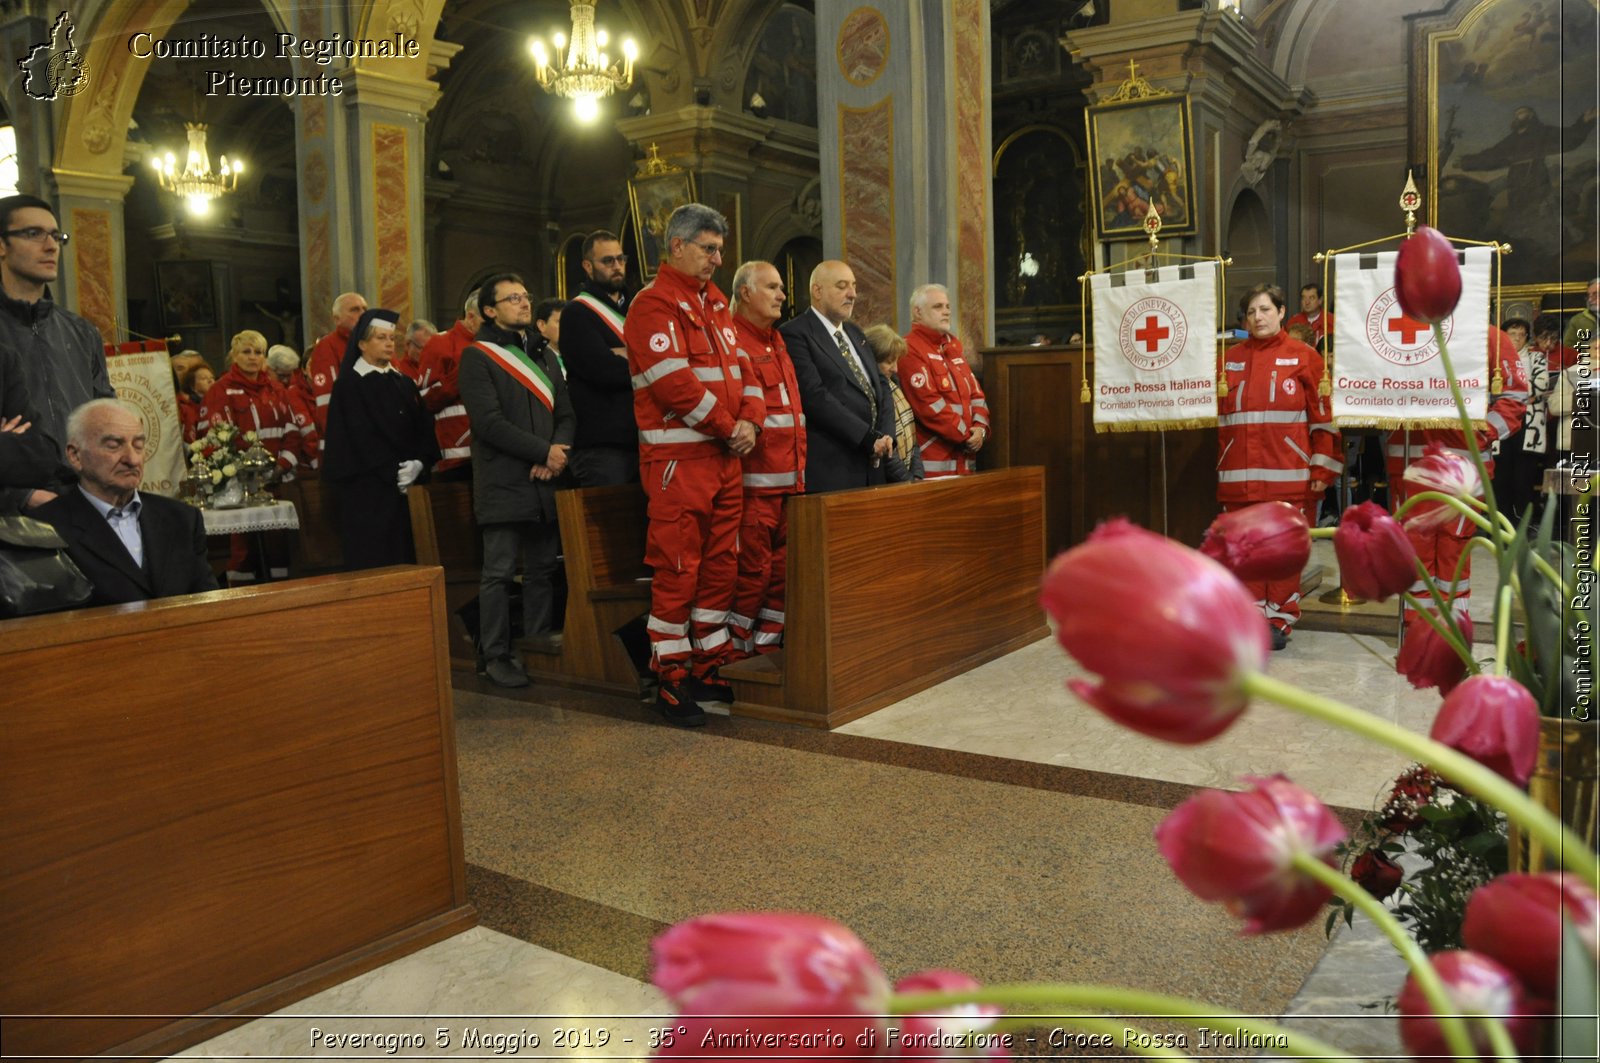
[485,657,531,688]
[655,682,706,727]
[690,675,734,707]
[1269,626,1289,651]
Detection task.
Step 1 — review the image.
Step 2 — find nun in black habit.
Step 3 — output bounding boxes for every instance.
[321,308,440,569]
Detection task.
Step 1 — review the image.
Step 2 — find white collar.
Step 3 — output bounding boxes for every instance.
[354,358,395,376]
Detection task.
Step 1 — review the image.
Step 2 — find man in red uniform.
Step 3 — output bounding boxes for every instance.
[394,319,435,383]
[1285,283,1334,343]
[624,203,765,725]
[899,283,990,477]
[305,291,367,435]
[417,290,481,479]
[1385,326,1527,634]
[266,344,321,468]
[728,260,805,659]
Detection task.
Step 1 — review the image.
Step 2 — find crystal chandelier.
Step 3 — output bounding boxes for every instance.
[151,123,242,217]
[528,0,638,123]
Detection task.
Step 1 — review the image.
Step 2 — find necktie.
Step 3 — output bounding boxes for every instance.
[835,329,877,423]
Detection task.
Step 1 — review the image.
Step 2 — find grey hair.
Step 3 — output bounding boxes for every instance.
[909,283,948,315]
[331,291,365,316]
[266,345,301,373]
[67,398,142,448]
[405,319,436,344]
[664,203,728,248]
[463,290,480,314]
[730,260,776,309]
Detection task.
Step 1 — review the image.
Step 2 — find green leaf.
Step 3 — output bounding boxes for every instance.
[1556,912,1599,1063]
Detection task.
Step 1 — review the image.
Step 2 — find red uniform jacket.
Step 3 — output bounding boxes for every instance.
[178,393,201,444]
[898,323,990,478]
[305,327,349,435]
[1385,326,1529,485]
[417,320,477,472]
[198,366,315,474]
[1285,310,1335,342]
[733,314,805,494]
[1217,331,1342,505]
[624,264,764,462]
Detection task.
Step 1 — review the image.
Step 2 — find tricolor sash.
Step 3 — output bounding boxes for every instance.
[572,292,627,344]
[473,341,555,411]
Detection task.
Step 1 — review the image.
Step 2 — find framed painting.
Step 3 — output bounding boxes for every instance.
[1085,94,1196,242]
[628,169,697,279]
[154,260,218,330]
[1412,0,1599,297]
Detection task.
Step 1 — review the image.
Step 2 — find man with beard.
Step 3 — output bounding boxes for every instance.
[562,230,639,485]
[1458,105,1597,214]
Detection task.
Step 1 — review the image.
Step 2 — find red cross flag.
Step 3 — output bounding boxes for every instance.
[1089,262,1218,431]
[1331,247,1491,428]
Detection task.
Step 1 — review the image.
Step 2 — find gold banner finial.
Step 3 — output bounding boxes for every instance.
[1399,170,1422,234]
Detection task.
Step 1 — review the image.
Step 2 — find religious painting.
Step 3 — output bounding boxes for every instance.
[992,124,1086,310]
[627,169,697,279]
[154,260,218,330]
[1085,94,1196,241]
[1414,0,1599,295]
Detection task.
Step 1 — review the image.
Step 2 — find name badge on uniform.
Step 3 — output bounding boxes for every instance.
[1276,358,1300,366]
[1225,361,1245,371]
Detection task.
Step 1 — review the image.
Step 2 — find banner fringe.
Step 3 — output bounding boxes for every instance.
[1092,416,1215,433]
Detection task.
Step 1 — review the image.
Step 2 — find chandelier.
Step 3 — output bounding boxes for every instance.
[528,0,638,123]
[151,123,242,216]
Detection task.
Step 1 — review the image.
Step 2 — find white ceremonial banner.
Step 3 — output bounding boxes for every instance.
[1089,261,1218,431]
[1331,247,1491,428]
[107,346,185,496]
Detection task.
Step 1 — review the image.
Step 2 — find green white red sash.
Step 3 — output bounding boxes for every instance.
[473,341,555,411]
[571,292,627,344]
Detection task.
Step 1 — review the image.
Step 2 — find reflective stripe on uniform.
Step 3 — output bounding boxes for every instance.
[762,413,796,429]
[632,358,690,389]
[648,615,689,636]
[1217,468,1309,483]
[1218,410,1307,426]
[743,471,797,488]
[437,404,467,420]
[691,607,728,625]
[681,390,718,428]
[640,426,717,445]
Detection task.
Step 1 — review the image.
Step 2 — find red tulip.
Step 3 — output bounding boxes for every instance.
[1200,502,1311,582]
[1350,849,1404,902]
[1397,950,1542,1060]
[1155,774,1348,934]
[651,912,890,1058]
[891,970,1009,1059]
[1394,225,1462,324]
[1402,444,1481,530]
[1463,873,1600,998]
[1333,501,1418,601]
[1429,675,1540,786]
[1397,613,1473,694]
[1041,519,1269,744]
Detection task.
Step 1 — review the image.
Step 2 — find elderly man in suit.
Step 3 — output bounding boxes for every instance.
[778,260,895,493]
[34,398,217,605]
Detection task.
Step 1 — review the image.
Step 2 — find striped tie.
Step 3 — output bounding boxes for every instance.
[835,329,877,424]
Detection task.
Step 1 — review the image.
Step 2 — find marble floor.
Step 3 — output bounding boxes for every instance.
[182,542,1483,1061]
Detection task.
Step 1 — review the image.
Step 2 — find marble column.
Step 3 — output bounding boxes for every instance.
[813,0,993,349]
[50,170,134,341]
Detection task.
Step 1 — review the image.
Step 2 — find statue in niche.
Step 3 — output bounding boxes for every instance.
[1240,120,1280,187]
[994,131,1083,309]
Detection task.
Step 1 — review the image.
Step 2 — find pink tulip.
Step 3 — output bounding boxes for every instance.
[1394,225,1462,324]
[1333,502,1418,602]
[1350,849,1404,902]
[891,970,1009,1059]
[1429,675,1540,786]
[1397,613,1473,694]
[1155,775,1348,934]
[1041,519,1269,744]
[1397,950,1542,1059]
[1199,502,1311,582]
[1463,873,1600,998]
[651,912,890,1058]
[1402,444,1481,530]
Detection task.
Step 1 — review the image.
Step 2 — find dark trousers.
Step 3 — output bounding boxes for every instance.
[570,446,640,487]
[479,520,560,659]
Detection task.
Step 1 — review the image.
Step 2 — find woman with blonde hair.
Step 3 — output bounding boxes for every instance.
[862,323,922,482]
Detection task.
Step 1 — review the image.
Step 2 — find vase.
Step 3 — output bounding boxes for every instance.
[1509,715,1599,872]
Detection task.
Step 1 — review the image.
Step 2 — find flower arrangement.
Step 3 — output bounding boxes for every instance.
[188,421,256,488]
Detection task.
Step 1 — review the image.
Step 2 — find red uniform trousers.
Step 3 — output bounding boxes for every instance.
[1396,486,1475,629]
[730,494,788,657]
[1222,498,1318,633]
[642,454,743,683]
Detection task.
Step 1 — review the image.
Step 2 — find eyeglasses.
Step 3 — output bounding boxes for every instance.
[593,254,628,267]
[494,292,531,305]
[689,241,724,259]
[1,227,69,245]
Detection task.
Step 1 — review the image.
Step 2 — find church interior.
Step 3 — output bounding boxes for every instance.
[1,0,1595,1059]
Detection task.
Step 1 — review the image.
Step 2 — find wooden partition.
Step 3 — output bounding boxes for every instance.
[722,467,1049,728]
[0,568,475,1061]
[980,345,1218,555]
[408,481,484,665]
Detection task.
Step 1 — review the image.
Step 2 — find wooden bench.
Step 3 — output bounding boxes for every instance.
[408,481,483,666]
[0,568,475,1060]
[278,476,343,577]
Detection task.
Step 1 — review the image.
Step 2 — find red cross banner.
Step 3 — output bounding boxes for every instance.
[1089,261,1218,431]
[1330,247,1491,429]
[105,342,185,496]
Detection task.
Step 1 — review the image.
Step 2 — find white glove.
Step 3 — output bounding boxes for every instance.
[397,459,424,490]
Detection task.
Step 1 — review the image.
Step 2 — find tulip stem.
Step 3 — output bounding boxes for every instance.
[982,1015,1197,1060]
[1479,1011,1522,1062]
[1240,670,1599,886]
[1394,490,1494,534]
[1290,854,1477,1063]
[1433,322,1502,517]
[888,986,1357,1060]
[1494,582,1513,678]
[1309,527,1337,540]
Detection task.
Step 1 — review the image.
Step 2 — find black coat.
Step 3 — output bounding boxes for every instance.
[34,488,218,605]
[458,322,576,525]
[560,281,636,451]
[779,312,895,494]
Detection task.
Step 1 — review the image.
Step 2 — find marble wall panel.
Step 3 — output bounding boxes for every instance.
[839,100,895,328]
[69,208,116,341]
[306,214,331,331]
[952,0,989,349]
[372,123,412,321]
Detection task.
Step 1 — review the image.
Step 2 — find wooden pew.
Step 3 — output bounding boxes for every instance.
[721,467,1049,728]
[408,481,482,666]
[278,476,343,576]
[0,568,475,1061]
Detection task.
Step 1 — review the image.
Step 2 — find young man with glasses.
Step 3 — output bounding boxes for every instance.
[0,194,114,516]
[561,229,641,486]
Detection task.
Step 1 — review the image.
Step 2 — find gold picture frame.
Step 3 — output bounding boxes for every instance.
[1085,93,1196,242]
[627,166,697,280]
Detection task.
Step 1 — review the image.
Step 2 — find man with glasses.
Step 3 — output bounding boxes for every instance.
[624,203,764,725]
[396,319,437,382]
[562,229,640,486]
[0,194,113,515]
[458,273,576,688]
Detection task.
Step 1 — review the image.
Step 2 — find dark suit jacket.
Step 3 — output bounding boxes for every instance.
[779,312,895,493]
[34,488,219,606]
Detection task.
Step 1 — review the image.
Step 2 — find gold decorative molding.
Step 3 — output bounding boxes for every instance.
[1101,60,1174,103]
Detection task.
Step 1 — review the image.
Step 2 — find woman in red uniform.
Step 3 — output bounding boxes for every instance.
[1216,284,1342,649]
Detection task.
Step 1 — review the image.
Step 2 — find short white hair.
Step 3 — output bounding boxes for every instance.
[909,283,948,315]
[730,260,776,307]
[266,345,301,372]
[331,291,365,316]
[66,398,142,448]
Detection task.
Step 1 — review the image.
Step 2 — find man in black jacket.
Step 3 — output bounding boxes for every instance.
[458,273,577,687]
[34,399,217,605]
[779,260,895,493]
[560,230,638,486]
